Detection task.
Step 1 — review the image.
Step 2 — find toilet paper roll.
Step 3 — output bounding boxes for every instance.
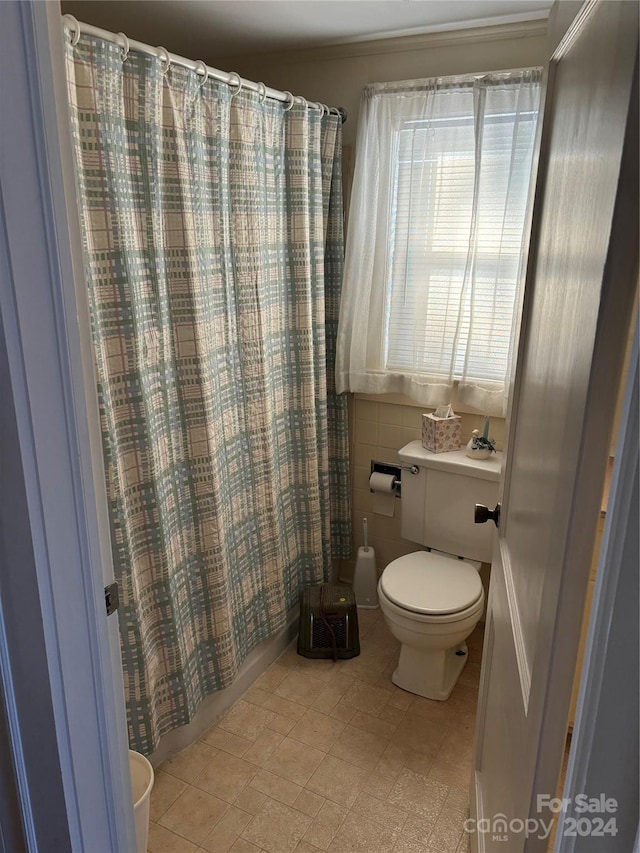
[369,472,397,517]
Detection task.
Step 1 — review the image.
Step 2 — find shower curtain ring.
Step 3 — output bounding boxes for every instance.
[323,104,331,117]
[194,60,208,87]
[63,14,81,46]
[157,46,171,76]
[117,32,130,63]
[257,82,267,104]
[228,72,242,97]
[282,91,295,111]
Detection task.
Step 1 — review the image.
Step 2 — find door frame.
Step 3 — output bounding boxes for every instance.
[0,2,135,850]
[557,324,639,850]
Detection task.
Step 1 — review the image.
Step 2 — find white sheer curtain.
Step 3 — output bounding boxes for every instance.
[336,70,541,415]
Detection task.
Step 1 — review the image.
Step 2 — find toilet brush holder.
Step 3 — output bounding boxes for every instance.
[352,518,379,609]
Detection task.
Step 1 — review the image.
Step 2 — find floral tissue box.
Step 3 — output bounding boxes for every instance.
[421,404,462,453]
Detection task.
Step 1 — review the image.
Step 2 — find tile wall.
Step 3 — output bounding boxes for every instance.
[339,395,506,584]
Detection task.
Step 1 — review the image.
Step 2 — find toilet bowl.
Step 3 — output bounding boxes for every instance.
[378,549,484,700]
[375,442,500,700]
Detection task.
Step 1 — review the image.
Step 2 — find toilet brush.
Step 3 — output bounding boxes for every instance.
[352,518,379,609]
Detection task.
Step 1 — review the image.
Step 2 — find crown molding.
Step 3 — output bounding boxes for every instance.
[225,18,548,66]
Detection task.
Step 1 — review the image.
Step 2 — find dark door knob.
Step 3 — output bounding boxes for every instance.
[475,502,501,528]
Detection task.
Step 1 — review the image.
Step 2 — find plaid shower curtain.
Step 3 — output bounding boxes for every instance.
[65,33,351,754]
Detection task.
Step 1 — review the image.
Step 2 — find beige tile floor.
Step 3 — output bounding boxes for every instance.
[148,609,483,853]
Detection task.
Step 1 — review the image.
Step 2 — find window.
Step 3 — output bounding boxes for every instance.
[336,71,542,415]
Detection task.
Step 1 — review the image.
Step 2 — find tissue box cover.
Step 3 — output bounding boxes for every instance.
[422,412,462,453]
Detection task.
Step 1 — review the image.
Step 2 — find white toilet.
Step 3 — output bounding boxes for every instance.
[378,441,501,701]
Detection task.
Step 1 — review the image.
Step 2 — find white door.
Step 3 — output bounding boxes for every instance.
[470,2,638,852]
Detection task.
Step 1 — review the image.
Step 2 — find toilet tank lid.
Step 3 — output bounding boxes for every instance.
[398,441,502,482]
[381,551,483,616]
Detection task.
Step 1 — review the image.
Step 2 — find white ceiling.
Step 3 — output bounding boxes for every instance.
[60,0,553,61]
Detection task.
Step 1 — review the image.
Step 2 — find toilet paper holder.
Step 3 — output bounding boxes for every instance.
[369,461,419,497]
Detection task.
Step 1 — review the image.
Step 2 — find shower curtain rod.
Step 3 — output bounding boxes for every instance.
[62,15,347,123]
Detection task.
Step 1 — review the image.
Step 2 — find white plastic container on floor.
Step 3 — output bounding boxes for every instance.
[352,518,379,608]
[129,750,154,853]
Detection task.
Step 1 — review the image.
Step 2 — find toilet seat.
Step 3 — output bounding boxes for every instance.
[380,551,483,616]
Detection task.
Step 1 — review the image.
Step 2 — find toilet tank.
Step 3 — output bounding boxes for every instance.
[398,441,502,563]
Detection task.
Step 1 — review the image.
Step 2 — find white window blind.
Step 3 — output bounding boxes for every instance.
[336,71,542,415]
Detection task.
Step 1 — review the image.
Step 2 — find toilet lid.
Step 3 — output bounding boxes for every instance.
[380,551,483,616]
